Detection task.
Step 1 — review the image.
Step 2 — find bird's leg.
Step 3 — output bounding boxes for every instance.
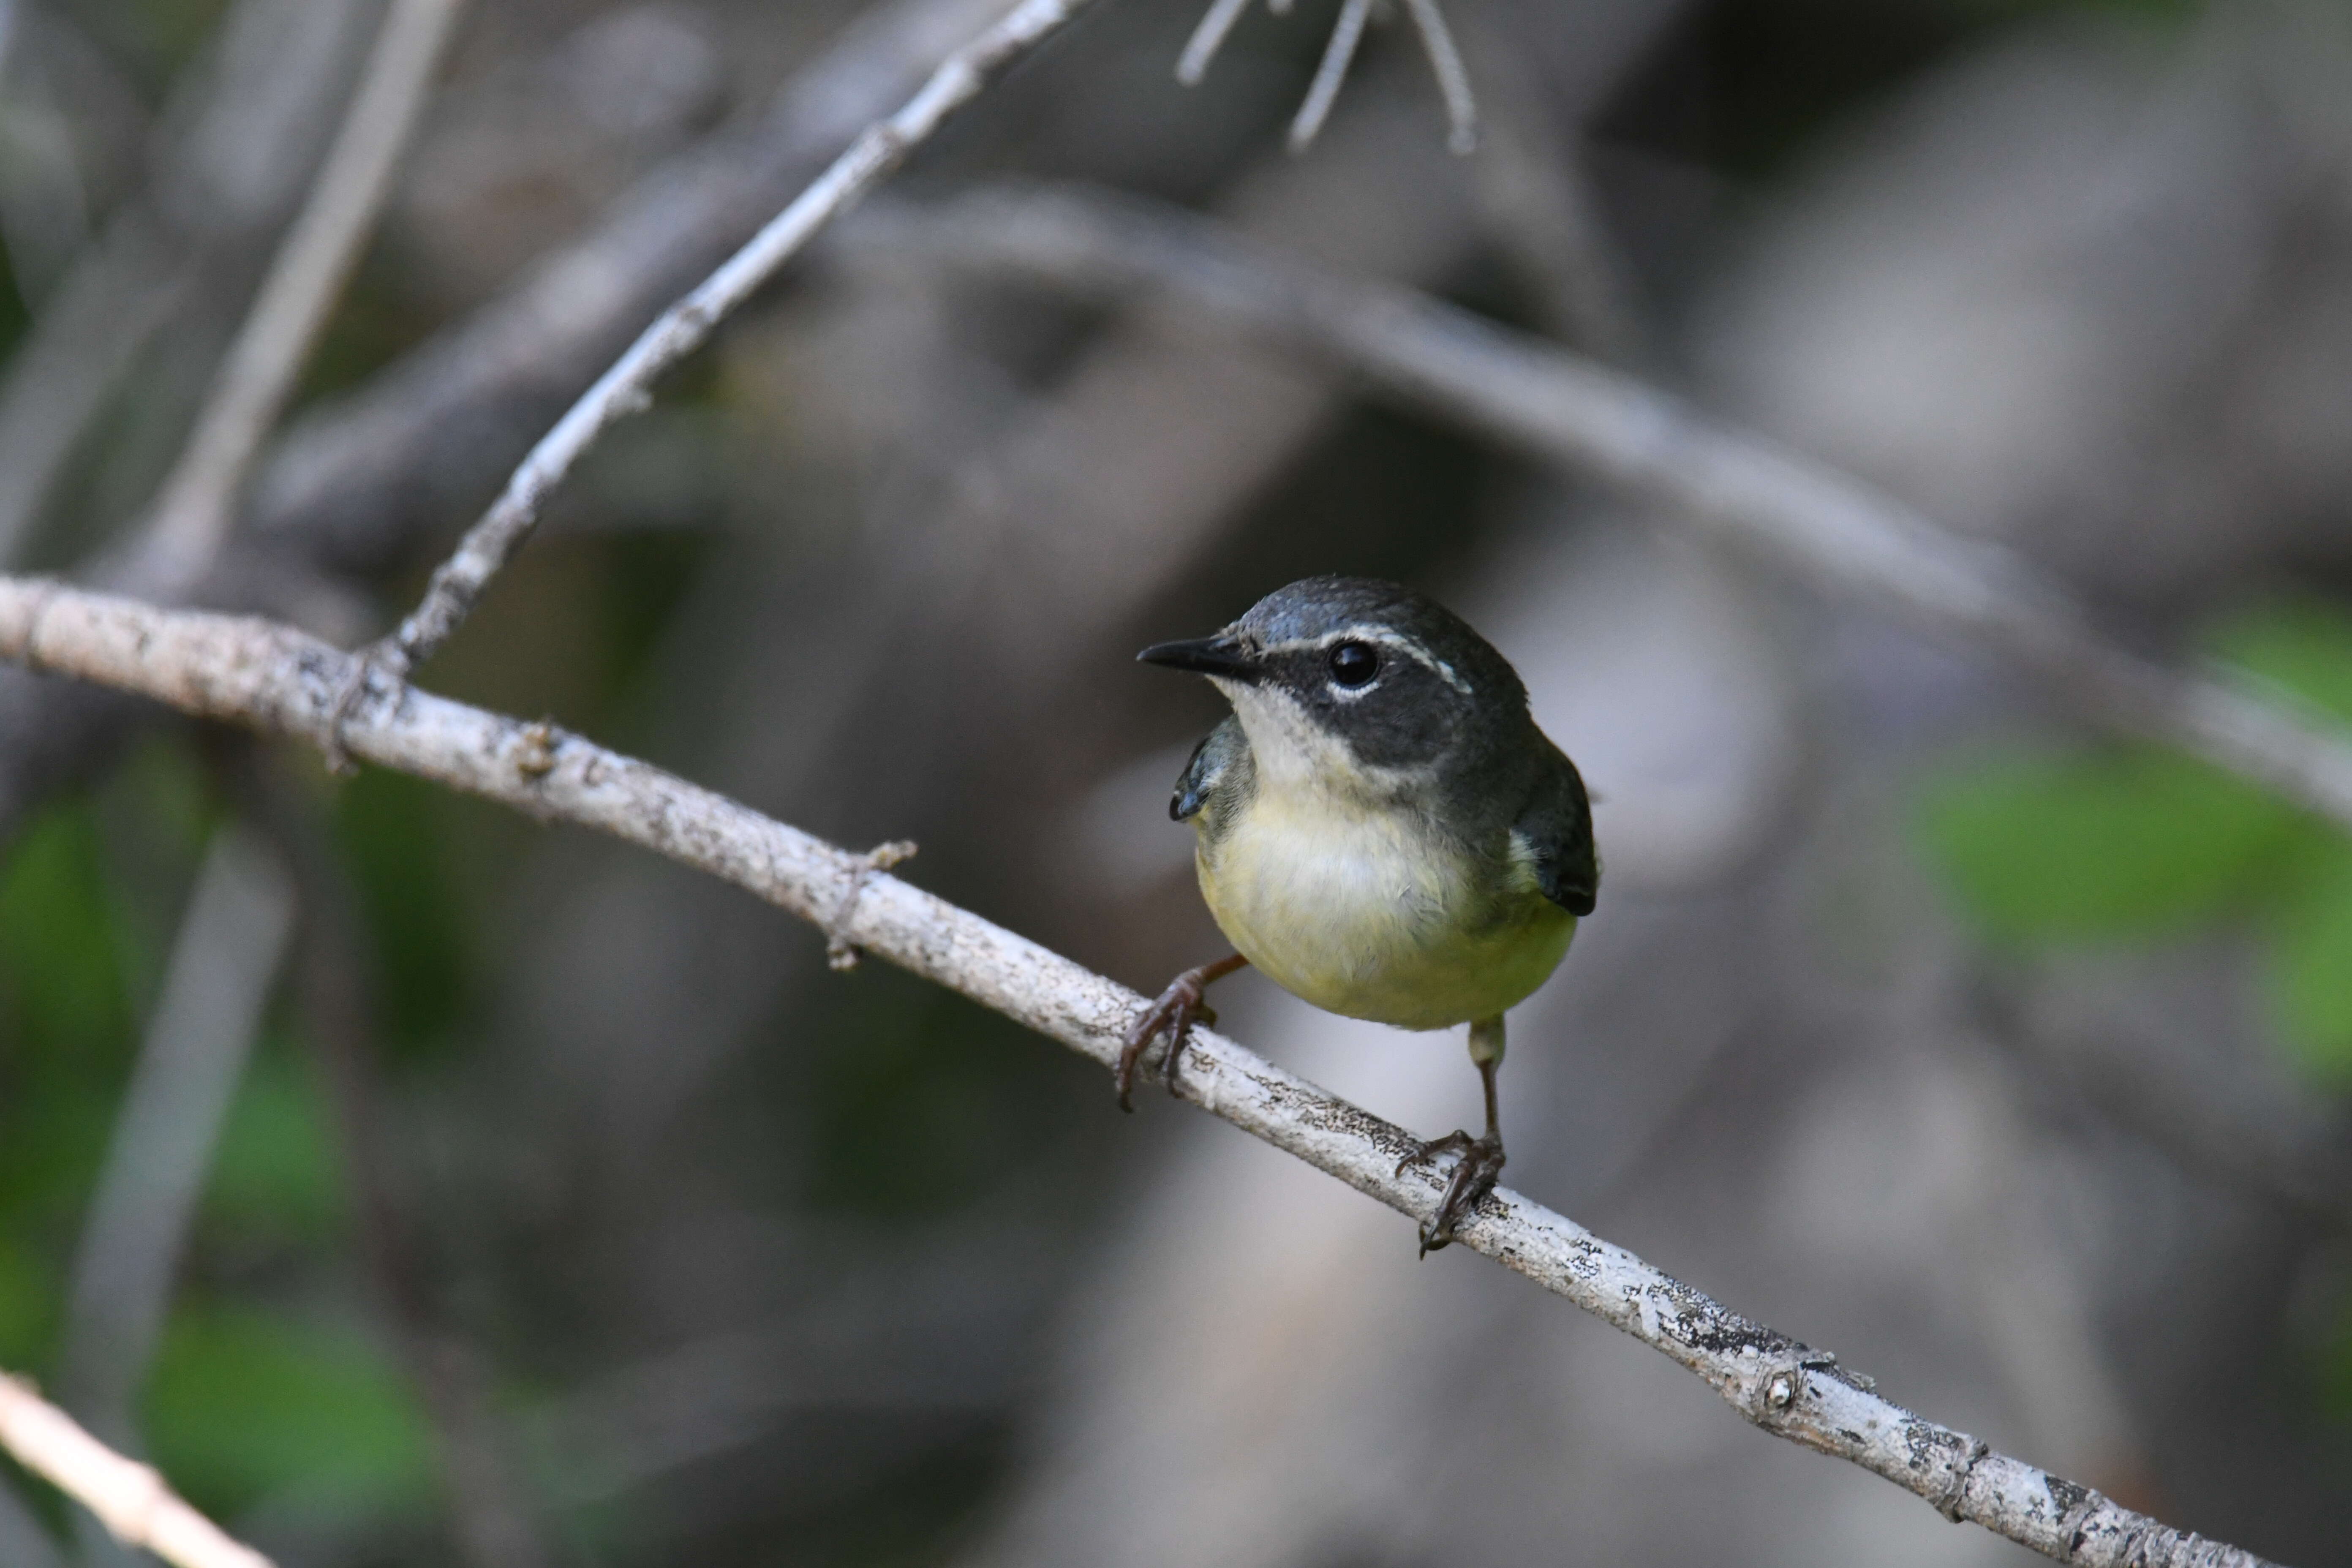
[1395,1014,1508,1255]
[1119,953,1250,1111]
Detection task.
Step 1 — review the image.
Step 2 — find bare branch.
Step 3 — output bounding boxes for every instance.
[0,576,2289,1568]
[1289,0,1372,153]
[0,1372,273,1568]
[140,0,468,588]
[863,184,2352,833]
[248,0,1012,570]
[366,0,1101,698]
[0,0,1014,841]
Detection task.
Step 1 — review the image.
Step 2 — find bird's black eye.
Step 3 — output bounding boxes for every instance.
[1328,640,1378,688]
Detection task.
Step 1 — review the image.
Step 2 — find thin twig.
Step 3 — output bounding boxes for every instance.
[1399,0,1475,154]
[140,0,467,588]
[862,184,2352,833]
[1175,0,1252,85]
[1177,0,1478,155]
[350,0,1101,730]
[0,577,2289,1568]
[1288,0,1371,152]
[0,1372,273,1568]
[246,0,1010,566]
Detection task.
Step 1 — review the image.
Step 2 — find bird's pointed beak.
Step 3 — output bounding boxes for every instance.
[1136,633,1261,683]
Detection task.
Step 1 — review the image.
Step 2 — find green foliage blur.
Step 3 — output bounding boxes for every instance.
[1918,599,2352,1429]
[1921,601,2352,1089]
[0,784,431,1528]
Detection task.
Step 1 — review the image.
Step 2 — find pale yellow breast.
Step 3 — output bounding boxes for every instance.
[1196,785,1575,1031]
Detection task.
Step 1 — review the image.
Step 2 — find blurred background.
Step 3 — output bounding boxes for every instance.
[0,0,2347,1563]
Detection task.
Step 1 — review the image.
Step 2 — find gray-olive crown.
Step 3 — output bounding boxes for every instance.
[1138,575,1535,773]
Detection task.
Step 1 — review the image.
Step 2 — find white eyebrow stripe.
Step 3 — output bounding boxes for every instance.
[1258,625,1474,697]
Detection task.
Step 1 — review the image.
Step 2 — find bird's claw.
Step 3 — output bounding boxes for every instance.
[1117,977,1217,1112]
[1396,1129,1505,1256]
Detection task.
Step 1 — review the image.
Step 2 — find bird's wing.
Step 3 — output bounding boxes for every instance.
[1171,715,1246,822]
[1512,744,1599,916]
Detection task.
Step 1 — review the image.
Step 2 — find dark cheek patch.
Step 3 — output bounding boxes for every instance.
[1332,667,1458,769]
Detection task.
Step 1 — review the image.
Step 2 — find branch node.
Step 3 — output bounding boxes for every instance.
[827,840,918,971]
[321,640,409,776]
[1746,1347,1823,1421]
[1936,1437,1993,1524]
[18,577,63,667]
[513,719,563,781]
[0,1369,274,1567]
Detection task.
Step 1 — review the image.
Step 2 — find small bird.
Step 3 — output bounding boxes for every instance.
[1126,575,1598,1253]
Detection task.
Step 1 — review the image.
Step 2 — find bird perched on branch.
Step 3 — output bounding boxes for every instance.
[1126,576,1598,1253]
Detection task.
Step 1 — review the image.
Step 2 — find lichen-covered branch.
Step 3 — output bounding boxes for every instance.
[866,184,2352,836]
[0,1372,272,1568]
[0,576,2286,1568]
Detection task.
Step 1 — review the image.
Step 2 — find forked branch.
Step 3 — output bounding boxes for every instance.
[0,577,2286,1568]
[359,0,1101,713]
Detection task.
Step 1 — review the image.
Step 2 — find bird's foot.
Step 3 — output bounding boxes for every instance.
[1117,972,1220,1111]
[1395,1129,1505,1256]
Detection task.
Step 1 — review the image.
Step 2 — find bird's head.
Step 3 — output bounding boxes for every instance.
[1138,576,1529,793]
